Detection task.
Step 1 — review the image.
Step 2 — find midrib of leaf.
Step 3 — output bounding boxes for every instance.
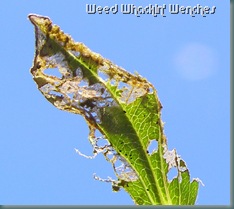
[158,135,172,204]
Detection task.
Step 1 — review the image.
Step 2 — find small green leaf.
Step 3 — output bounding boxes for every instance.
[28,14,200,205]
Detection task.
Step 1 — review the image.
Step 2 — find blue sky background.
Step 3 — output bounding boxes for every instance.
[0,0,230,205]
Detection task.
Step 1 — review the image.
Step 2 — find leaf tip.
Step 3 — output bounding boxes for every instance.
[28,13,49,24]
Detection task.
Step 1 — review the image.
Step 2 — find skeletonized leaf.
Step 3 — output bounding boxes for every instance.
[28,14,200,205]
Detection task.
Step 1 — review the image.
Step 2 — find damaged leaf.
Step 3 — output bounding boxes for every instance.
[28,14,200,205]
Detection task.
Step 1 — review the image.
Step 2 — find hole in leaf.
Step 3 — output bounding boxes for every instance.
[118,81,128,89]
[94,129,104,139]
[96,138,109,147]
[78,79,89,88]
[167,167,177,181]
[98,65,110,81]
[69,50,80,57]
[75,67,83,78]
[50,91,64,98]
[39,83,55,94]
[44,68,62,78]
[147,139,158,154]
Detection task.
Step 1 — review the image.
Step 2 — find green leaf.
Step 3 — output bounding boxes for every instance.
[28,14,200,205]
